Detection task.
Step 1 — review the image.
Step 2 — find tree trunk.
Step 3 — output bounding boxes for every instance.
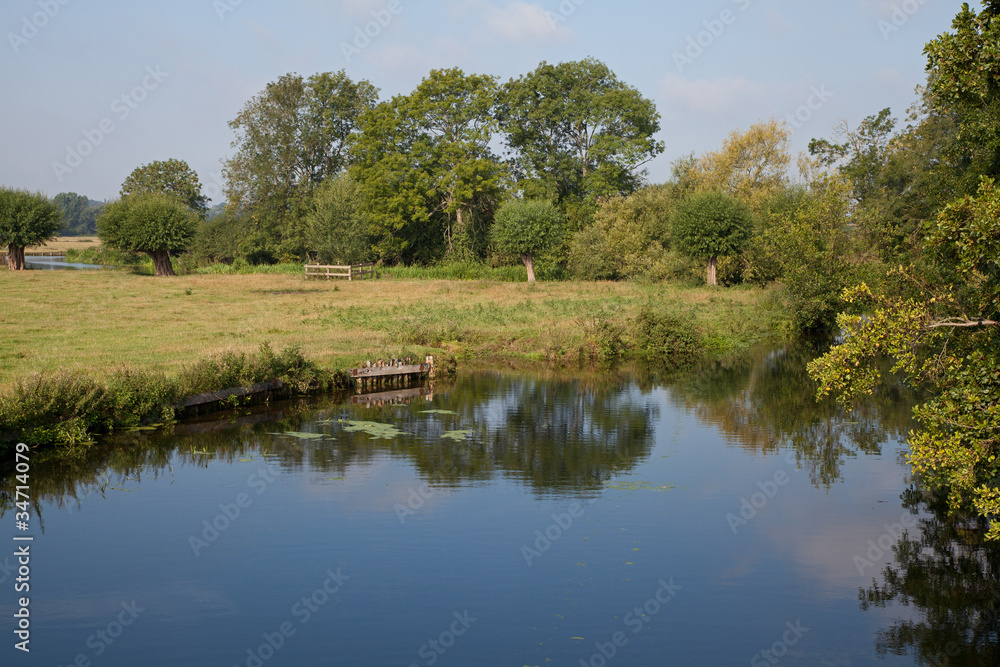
[7,245,26,271]
[521,253,536,283]
[706,256,718,286]
[148,250,176,276]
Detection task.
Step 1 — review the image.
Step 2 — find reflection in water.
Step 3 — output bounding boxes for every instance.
[860,486,1000,665]
[667,342,919,487]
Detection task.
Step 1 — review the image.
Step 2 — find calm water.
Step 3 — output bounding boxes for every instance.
[24,256,104,270]
[1,347,997,666]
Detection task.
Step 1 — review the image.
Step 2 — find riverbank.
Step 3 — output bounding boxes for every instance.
[0,270,793,448]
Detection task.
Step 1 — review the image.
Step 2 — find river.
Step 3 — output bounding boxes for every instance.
[1,345,996,665]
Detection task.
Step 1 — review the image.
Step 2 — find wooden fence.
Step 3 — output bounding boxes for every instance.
[304,263,375,281]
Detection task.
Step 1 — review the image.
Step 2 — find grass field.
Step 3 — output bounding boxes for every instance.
[33,236,102,253]
[0,269,790,389]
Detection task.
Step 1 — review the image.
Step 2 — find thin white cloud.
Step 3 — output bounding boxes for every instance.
[483,1,573,42]
[660,74,767,115]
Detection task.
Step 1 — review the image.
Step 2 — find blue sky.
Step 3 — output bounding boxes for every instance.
[0,0,968,203]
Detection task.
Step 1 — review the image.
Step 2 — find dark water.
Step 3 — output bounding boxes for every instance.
[1,347,997,666]
[24,256,104,270]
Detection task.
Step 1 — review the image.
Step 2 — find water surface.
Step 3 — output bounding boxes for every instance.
[1,347,996,665]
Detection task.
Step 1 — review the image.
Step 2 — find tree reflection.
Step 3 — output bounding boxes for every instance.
[664,342,919,487]
[859,486,1000,665]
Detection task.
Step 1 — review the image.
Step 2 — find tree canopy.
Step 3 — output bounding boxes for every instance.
[491,199,562,282]
[121,159,208,216]
[98,193,198,276]
[670,191,753,285]
[223,70,379,260]
[498,57,664,211]
[0,187,63,270]
[52,192,104,236]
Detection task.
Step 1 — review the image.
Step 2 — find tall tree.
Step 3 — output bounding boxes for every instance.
[121,159,208,216]
[52,192,103,236]
[0,187,62,270]
[98,193,198,276]
[498,58,664,212]
[924,0,1000,187]
[690,118,790,207]
[223,71,379,260]
[351,68,507,262]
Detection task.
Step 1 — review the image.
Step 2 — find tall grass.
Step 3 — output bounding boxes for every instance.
[381,261,528,282]
[0,344,338,451]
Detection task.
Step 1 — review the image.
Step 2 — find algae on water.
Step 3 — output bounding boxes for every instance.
[441,429,474,441]
[340,420,404,439]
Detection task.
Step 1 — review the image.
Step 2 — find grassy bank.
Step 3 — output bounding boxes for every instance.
[0,270,791,387]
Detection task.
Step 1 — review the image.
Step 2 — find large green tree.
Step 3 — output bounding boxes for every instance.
[52,193,103,236]
[351,68,507,262]
[223,71,379,260]
[498,58,664,214]
[491,199,562,282]
[0,187,62,270]
[97,193,198,276]
[121,159,208,216]
[925,0,1000,188]
[305,174,371,265]
[671,191,753,286]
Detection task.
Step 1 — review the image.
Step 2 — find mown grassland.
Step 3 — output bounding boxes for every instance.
[0,269,790,389]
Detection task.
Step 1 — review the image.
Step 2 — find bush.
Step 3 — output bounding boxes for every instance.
[631,310,702,369]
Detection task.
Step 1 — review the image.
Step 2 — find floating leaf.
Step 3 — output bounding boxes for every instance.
[268,431,327,440]
[603,480,674,492]
[421,409,457,415]
[441,429,474,441]
[342,420,404,439]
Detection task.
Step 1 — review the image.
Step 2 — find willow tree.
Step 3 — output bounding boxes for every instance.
[97,193,197,276]
[491,199,562,282]
[671,191,753,286]
[0,187,62,270]
[121,159,208,217]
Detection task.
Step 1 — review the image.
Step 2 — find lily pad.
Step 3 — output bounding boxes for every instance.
[268,431,327,440]
[441,429,474,441]
[421,409,457,415]
[342,420,404,439]
[603,480,674,492]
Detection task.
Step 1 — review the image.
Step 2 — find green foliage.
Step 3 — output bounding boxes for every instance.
[809,177,1000,538]
[306,174,372,264]
[498,57,664,206]
[121,158,208,216]
[568,184,680,281]
[0,187,63,250]
[0,344,334,451]
[491,199,562,256]
[98,193,198,255]
[223,71,379,258]
[631,310,702,369]
[350,67,506,263]
[52,192,104,235]
[380,261,526,282]
[671,191,753,284]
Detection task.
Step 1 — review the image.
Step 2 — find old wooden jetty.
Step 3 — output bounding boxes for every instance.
[304,263,375,280]
[349,356,434,391]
